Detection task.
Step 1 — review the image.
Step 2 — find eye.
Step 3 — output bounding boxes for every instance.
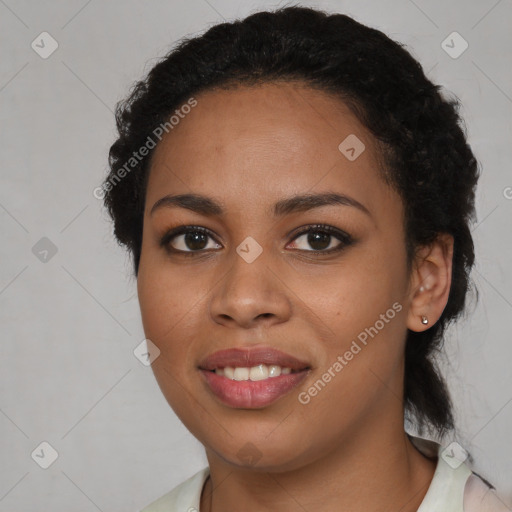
[160,226,221,255]
[287,224,353,254]
[160,223,354,257]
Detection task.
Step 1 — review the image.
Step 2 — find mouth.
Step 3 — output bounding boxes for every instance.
[207,364,306,380]
[198,347,311,408]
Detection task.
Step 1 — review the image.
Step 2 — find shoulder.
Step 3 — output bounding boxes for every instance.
[463,473,511,512]
[409,434,510,512]
[139,467,210,512]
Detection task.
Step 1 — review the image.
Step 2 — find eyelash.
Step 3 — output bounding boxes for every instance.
[159,224,354,258]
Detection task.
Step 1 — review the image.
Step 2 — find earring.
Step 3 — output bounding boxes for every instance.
[421,316,429,325]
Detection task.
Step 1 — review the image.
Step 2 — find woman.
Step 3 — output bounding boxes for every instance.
[102,6,508,511]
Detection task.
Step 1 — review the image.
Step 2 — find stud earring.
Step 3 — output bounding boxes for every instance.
[421,315,429,325]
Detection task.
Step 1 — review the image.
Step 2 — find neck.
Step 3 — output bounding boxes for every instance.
[200,419,436,512]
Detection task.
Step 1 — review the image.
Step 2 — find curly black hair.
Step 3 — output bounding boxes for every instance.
[103,6,479,438]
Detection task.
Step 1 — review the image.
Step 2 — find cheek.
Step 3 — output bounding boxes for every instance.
[137,263,201,413]
[137,274,176,342]
[307,241,407,332]
[136,254,214,391]
[297,266,407,435]
[301,234,409,395]
[137,259,190,363]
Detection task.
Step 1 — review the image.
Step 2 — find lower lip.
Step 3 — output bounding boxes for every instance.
[200,369,309,408]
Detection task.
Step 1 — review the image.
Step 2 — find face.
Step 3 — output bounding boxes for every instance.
[137,82,414,471]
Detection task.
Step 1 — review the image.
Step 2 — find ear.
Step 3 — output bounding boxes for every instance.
[406,233,454,332]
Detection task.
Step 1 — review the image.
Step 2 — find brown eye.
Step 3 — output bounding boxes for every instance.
[288,225,354,254]
[160,226,221,254]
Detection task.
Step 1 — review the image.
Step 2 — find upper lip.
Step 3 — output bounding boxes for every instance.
[198,346,310,371]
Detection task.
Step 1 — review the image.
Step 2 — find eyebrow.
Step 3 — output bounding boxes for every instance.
[150,192,371,218]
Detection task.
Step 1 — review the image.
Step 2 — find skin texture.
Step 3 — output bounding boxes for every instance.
[136,82,454,512]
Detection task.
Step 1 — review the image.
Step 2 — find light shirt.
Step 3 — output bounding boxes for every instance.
[140,435,510,511]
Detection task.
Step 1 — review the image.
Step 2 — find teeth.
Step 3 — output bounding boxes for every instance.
[233,367,249,381]
[268,365,281,377]
[249,364,268,381]
[214,364,294,381]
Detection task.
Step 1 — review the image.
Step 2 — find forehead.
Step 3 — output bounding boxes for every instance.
[146,82,397,222]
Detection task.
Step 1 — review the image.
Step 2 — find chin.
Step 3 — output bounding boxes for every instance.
[202,433,317,473]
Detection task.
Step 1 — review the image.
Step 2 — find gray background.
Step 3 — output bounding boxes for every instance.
[1,0,511,510]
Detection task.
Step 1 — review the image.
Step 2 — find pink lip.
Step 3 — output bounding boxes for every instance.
[198,347,310,371]
[198,347,311,408]
[200,369,309,408]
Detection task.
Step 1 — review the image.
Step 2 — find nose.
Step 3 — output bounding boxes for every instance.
[208,249,292,330]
